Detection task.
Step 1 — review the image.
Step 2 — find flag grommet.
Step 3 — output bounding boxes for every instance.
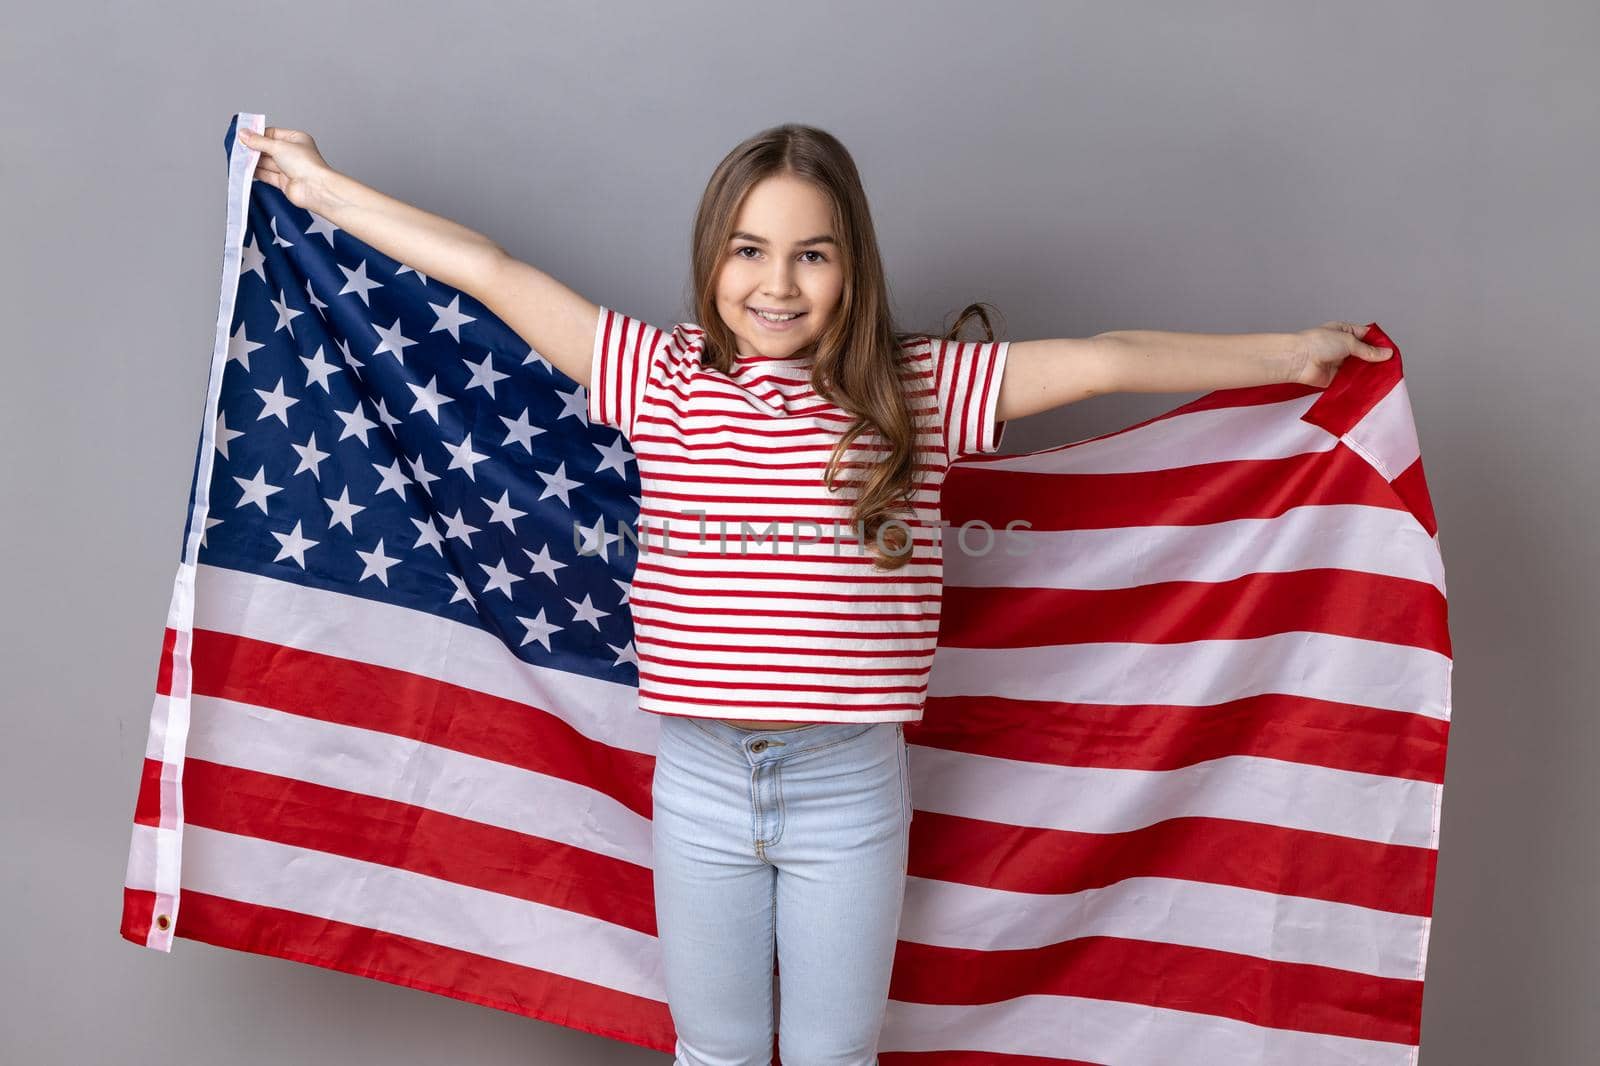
[155,915,170,931]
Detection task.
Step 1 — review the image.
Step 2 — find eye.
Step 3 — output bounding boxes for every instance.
[733,246,829,263]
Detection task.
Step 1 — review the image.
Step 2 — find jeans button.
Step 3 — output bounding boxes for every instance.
[750,739,769,752]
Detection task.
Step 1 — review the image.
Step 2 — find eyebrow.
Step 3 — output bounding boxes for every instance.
[730,231,838,247]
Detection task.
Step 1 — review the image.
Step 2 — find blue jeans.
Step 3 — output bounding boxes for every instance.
[650,715,912,1065]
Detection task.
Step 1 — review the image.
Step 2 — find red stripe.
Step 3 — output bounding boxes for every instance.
[120,887,157,945]
[177,629,655,819]
[918,689,1448,785]
[171,890,676,1055]
[180,759,657,936]
[945,437,1415,531]
[636,667,926,696]
[940,566,1451,657]
[907,807,1437,918]
[632,631,937,658]
[133,756,165,825]
[637,651,929,678]
[890,931,1423,1045]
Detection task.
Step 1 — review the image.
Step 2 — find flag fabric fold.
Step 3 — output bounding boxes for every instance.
[122,113,1451,1066]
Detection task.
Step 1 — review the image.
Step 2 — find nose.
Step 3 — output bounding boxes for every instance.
[763,259,799,297]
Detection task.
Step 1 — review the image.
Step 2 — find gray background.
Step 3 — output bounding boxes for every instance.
[4,1,1596,1062]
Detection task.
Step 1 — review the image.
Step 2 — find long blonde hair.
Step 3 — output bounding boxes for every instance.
[687,123,1002,570]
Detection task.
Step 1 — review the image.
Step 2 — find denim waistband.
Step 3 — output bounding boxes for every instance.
[675,715,888,759]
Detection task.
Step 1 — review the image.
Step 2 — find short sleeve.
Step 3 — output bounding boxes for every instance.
[590,306,672,438]
[928,336,1011,463]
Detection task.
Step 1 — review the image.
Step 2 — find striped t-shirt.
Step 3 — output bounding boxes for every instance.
[589,306,1010,724]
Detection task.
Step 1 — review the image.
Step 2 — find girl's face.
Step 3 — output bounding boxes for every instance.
[714,173,845,361]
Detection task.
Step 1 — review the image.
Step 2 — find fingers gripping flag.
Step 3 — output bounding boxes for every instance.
[122,114,1452,1065]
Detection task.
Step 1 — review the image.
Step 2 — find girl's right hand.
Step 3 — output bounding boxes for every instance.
[237,126,335,211]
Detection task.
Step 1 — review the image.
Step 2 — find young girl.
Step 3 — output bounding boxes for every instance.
[238,121,1392,1065]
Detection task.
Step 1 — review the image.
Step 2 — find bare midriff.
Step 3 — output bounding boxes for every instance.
[720,718,817,731]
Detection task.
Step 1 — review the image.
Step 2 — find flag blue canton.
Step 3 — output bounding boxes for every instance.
[189,162,643,686]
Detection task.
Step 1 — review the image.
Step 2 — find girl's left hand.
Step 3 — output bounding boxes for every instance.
[1287,321,1395,387]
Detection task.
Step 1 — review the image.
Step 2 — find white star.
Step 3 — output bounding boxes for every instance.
[254,377,299,427]
[214,412,245,460]
[442,432,489,481]
[439,507,481,545]
[233,465,283,514]
[371,458,411,500]
[406,375,454,423]
[305,277,328,314]
[556,384,589,422]
[372,317,417,362]
[572,514,620,561]
[403,452,441,496]
[522,347,552,370]
[396,263,431,286]
[356,538,400,586]
[334,402,379,445]
[482,489,527,531]
[479,556,523,598]
[607,638,639,669]
[611,576,633,605]
[269,215,294,248]
[335,337,362,380]
[463,352,508,399]
[337,259,383,305]
[291,431,331,479]
[430,294,476,342]
[373,396,402,432]
[324,487,365,533]
[565,593,611,631]
[270,520,318,568]
[270,289,304,337]
[446,573,477,607]
[201,515,223,548]
[240,234,267,283]
[305,211,339,246]
[300,345,342,392]
[515,608,561,651]
[227,323,264,371]
[498,407,544,453]
[410,514,444,555]
[534,460,582,507]
[522,543,567,583]
[592,436,635,477]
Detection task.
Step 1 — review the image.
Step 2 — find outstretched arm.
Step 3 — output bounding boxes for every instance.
[239,125,597,386]
[993,321,1395,422]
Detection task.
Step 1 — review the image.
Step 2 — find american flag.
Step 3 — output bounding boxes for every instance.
[123,113,1452,1065]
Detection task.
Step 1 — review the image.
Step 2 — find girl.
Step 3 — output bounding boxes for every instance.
[239,121,1391,1066]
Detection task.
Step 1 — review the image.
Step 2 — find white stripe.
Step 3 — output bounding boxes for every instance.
[910,743,1440,848]
[931,629,1452,720]
[949,502,1447,594]
[979,393,1327,474]
[176,825,667,1002]
[902,872,1430,980]
[182,694,653,866]
[882,994,1418,1066]
[193,563,652,752]
[1342,378,1422,483]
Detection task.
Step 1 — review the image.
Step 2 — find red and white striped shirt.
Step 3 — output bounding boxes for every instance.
[589,306,1010,723]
